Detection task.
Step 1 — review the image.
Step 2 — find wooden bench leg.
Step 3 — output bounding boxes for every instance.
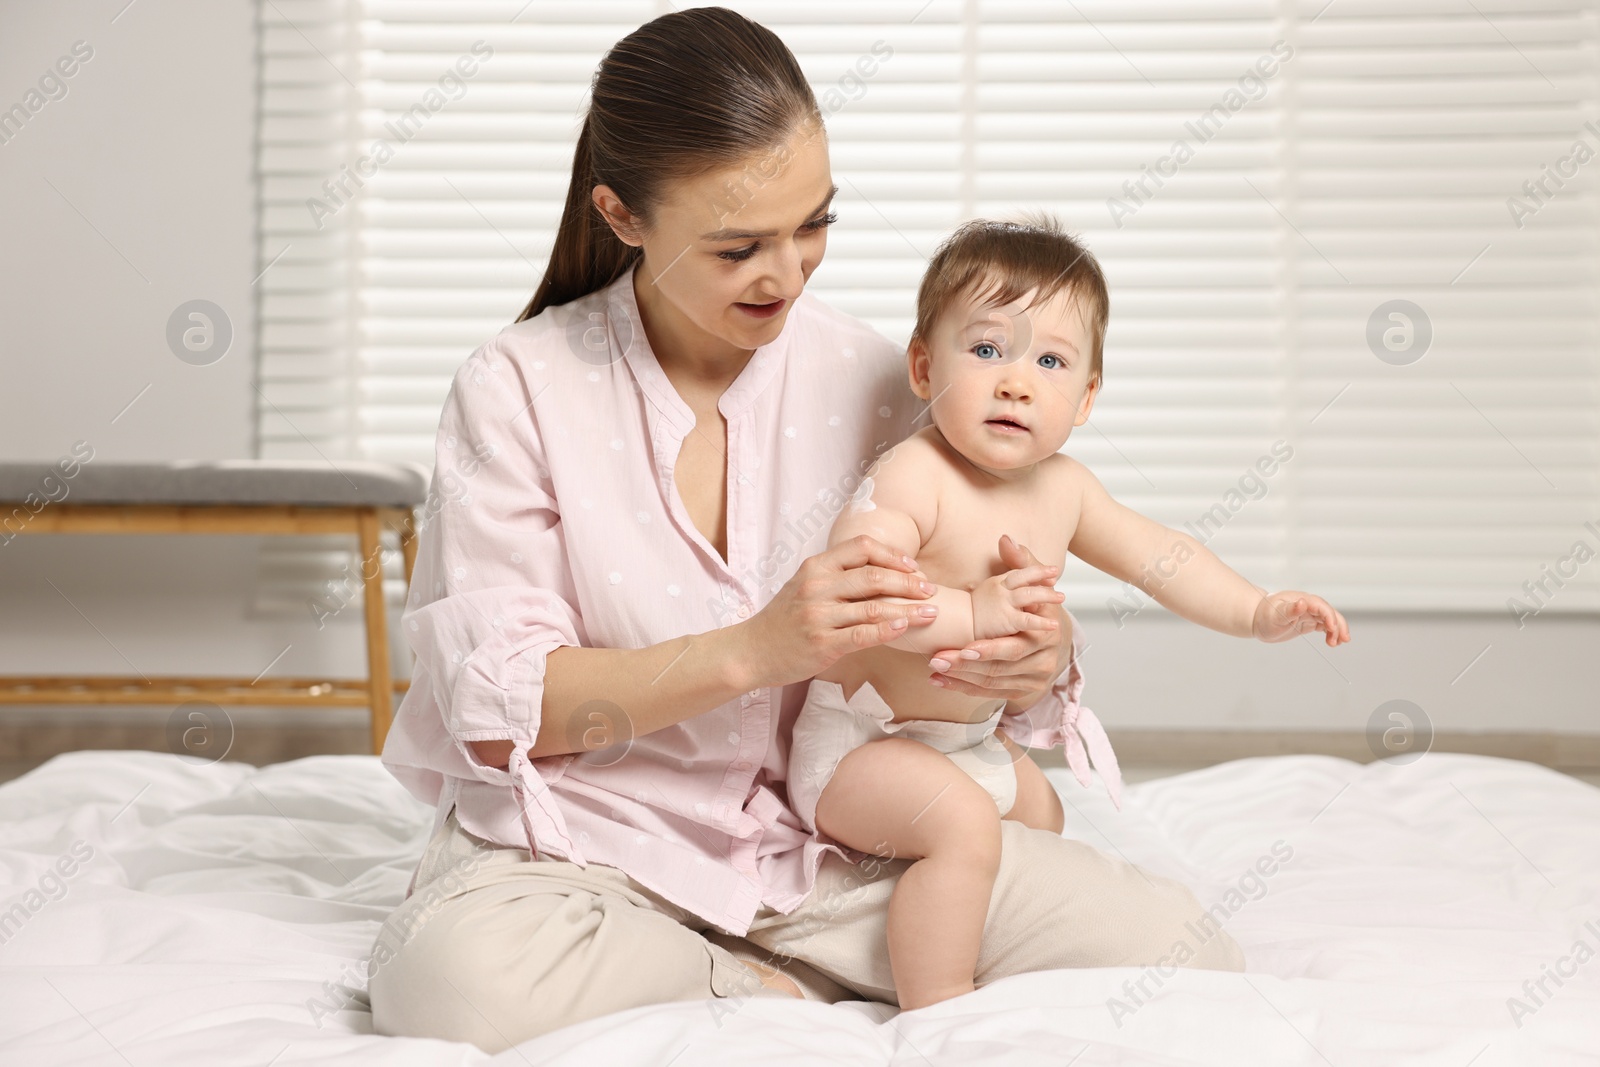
[394,507,418,586]
[358,508,393,755]
[385,505,419,702]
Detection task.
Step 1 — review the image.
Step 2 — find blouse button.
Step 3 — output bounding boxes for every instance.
[736,605,750,618]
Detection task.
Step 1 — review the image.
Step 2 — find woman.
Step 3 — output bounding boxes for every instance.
[369,8,1242,1052]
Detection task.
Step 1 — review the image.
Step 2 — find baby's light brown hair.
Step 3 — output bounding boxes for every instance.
[911,214,1109,384]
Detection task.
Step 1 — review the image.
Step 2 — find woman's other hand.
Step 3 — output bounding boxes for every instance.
[926,535,1070,706]
[734,534,939,688]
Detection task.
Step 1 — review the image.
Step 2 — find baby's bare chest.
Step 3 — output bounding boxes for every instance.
[914,479,1078,590]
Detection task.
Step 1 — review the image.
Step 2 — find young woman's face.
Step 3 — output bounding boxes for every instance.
[606,120,837,353]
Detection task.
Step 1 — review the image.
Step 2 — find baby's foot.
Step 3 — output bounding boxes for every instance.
[739,958,803,999]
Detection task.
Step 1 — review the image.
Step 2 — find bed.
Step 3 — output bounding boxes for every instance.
[2,748,1596,1066]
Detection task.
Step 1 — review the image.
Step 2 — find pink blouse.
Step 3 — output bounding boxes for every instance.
[379,265,1121,937]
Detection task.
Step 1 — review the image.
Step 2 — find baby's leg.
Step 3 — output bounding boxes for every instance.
[999,733,1066,834]
[814,736,1002,1010]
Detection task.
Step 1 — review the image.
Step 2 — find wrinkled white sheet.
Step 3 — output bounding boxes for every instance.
[1,749,1596,1066]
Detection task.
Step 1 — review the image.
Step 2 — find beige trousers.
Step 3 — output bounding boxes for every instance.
[367,805,1245,1053]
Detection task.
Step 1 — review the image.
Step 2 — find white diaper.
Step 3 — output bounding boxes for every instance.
[788,677,1018,834]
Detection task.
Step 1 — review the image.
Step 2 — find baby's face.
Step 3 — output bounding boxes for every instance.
[909,282,1100,473]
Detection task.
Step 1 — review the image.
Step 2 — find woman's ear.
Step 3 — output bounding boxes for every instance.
[592,184,645,247]
[906,337,933,400]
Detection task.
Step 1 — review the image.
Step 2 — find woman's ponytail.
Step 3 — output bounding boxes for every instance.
[513,7,819,324]
[516,118,639,323]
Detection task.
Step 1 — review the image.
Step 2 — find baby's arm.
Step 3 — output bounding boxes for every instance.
[827,451,1060,653]
[1068,459,1348,645]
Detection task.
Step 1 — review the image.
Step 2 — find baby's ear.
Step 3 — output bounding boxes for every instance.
[906,337,933,399]
[1074,374,1102,426]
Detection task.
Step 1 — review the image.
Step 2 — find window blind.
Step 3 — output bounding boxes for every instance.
[255,0,1600,621]
[1284,1,1600,613]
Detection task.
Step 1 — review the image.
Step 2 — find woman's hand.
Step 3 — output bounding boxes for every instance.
[732,535,940,689]
[926,535,1071,706]
[1252,591,1349,646]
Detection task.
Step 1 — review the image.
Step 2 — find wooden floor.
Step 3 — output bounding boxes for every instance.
[0,707,373,785]
[4,709,1598,789]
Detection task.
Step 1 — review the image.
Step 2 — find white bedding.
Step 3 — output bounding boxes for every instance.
[1,748,1596,1066]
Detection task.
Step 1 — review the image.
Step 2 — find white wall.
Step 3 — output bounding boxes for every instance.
[0,1,1594,745]
[1071,609,1599,737]
[2,0,255,461]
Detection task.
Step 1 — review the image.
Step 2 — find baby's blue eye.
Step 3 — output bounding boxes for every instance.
[1038,354,1062,370]
[974,342,1000,360]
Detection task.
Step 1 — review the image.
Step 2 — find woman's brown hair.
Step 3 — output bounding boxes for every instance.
[516,8,820,322]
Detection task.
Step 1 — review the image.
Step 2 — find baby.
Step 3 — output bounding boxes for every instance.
[787,216,1350,1010]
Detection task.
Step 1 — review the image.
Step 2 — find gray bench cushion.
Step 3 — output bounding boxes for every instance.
[0,460,430,508]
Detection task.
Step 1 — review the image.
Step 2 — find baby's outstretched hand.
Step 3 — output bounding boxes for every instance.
[1252,591,1350,647]
[971,565,1065,641]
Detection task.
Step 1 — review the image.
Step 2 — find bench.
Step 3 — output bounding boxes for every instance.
[0,459,429,754]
